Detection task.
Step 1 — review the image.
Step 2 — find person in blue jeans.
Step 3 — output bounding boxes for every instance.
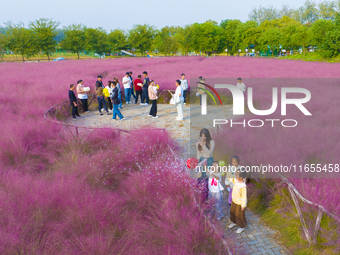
[123,72,132,104]
[111,81,124,121]
[208,161,225,221]
[95,82,110,116]
[114,78,122,109]
[129,71,136,101]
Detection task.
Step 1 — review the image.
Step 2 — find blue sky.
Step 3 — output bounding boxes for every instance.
[2,0,307,31]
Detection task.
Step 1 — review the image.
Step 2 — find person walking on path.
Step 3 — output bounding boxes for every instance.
[114,78,123,109]
[123,72,132,104]
[228,169,248,234]
[180,73,189,105]
[129,71,136,101]
[197,76,206,106]
[95,75,104,89]
[173,80,184,120]
[76,79,90,113]
[148,80,159,118]
[111,81,124,121]
[96,81,110,116]
[69,84,80,119]
[134,74,143,104]
[141,71,150,105]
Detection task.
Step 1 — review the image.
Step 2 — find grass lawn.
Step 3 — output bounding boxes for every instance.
[248,180,340,255]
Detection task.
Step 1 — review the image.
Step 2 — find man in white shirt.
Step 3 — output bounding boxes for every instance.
[122,72,132,104]
[230,78,246,111]
[237,77,246,92]
[174,80,184,120]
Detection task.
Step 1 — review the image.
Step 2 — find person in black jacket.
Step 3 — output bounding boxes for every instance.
[111,81,124,121]
[95,75,104,89]
[129,71,136,101]
[141,71,150,105]
[69,84,80,119]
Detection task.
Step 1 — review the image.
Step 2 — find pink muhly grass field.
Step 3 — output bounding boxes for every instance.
[1,56,340,253]
[0,127,226,254]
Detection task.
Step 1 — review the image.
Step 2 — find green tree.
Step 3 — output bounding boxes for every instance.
[310,19,335,46]
[194,22,224,54]
[249,5,279,24]
[176,24,196,55]
[279,4,296,18]
[128,24,156,55]
[29,18,60,61]
[242,27,262,51]
[220,19,242,55]
[320,30,340,57]
[85,27,109,57]
[292,25,310,56]
[319,12,340,58]
[0,33,5,61]
[301,0,319,23]
[281,23,299,50]
[258,27,281,55]
[60,24,87,60]
[235,21,259,51]
[4,22,37,62]
[154,26,179,56]
[108,29,128,53]
[318,1,337,19]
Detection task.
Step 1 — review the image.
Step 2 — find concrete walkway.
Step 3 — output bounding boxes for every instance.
[64,103,289,255]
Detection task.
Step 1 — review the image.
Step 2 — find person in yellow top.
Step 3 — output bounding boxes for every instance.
[228,169,248,234]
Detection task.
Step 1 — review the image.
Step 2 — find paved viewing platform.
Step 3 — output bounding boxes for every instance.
[64,103,288,255]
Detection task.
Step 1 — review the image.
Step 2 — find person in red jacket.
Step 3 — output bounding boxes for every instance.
[133,74,143,104]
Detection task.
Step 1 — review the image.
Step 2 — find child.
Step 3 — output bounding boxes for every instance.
[225,156,243,207]
[111,81,124,121]
[148,80,158,118]
[228,169,247,234]
[69,84,80,119]
[207,161,224,221]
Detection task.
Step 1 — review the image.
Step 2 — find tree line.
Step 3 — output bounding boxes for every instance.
[0,1,340,62]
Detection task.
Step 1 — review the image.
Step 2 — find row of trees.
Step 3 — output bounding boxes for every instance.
[0,2,340,61]
[249,0,340,24]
